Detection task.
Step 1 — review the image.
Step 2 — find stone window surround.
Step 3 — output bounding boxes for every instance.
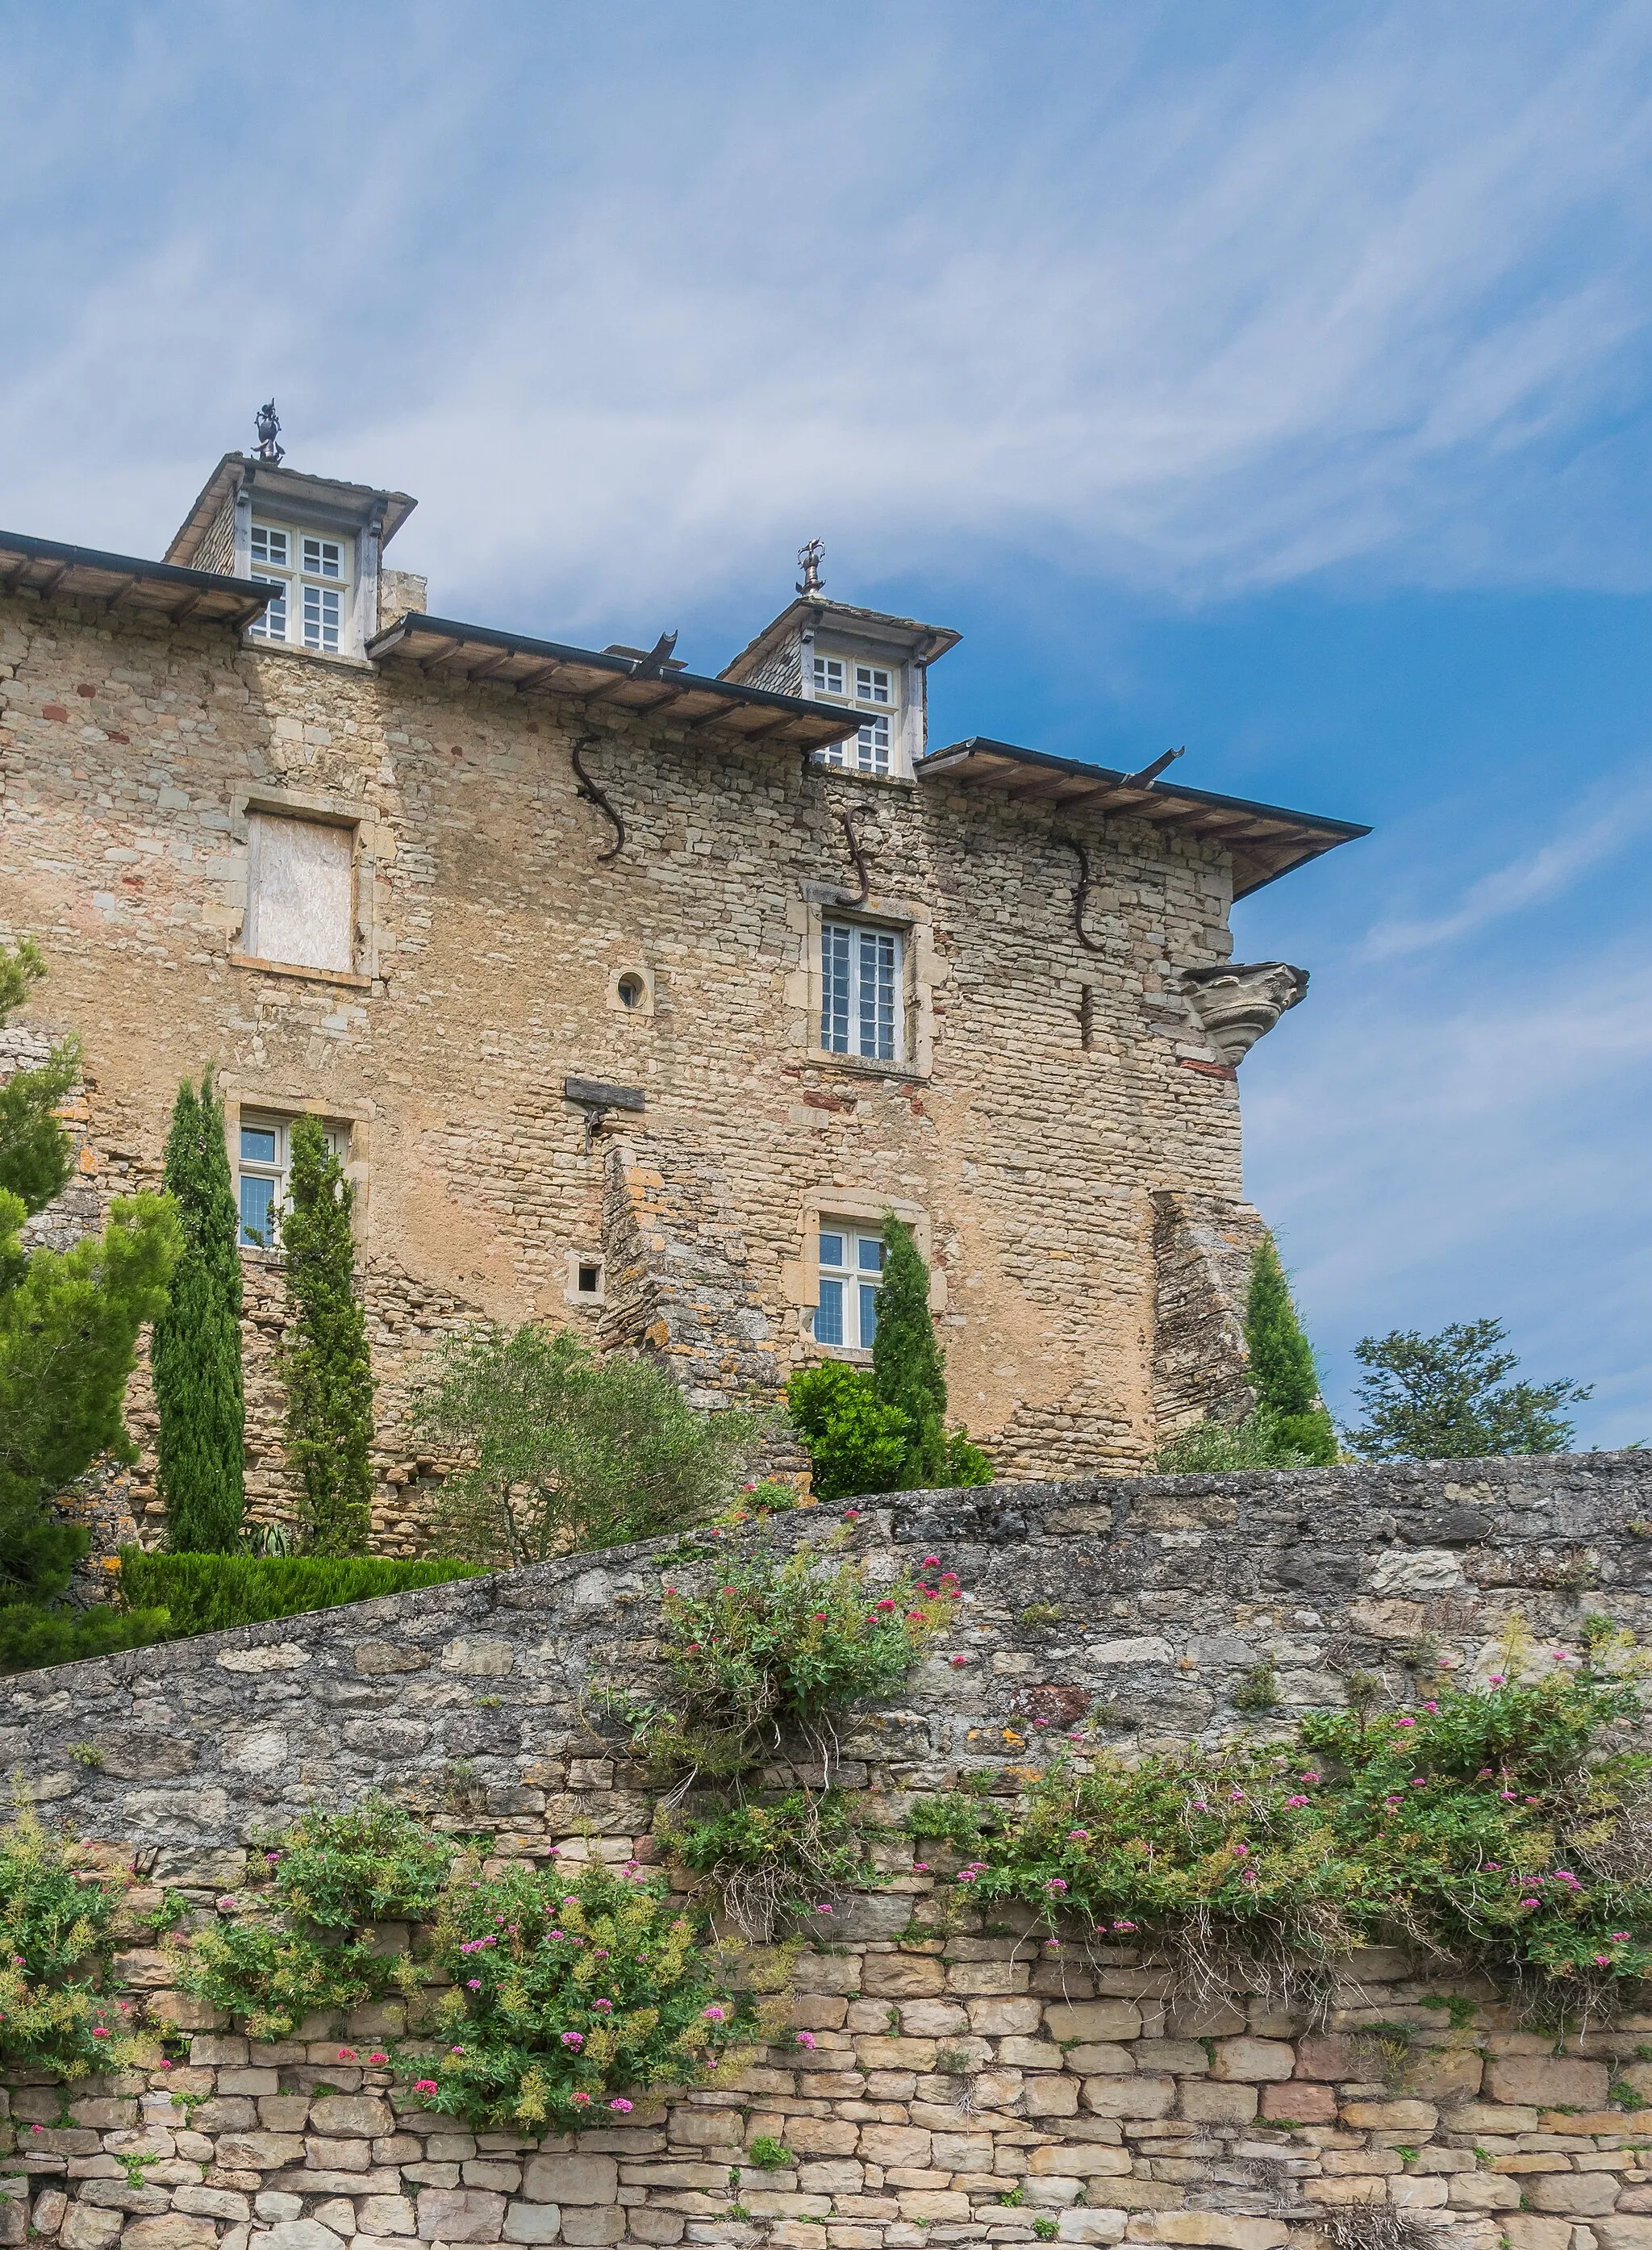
[787,883,937,1080]
[782,1187,946,1359]
[565,1247,607,1306]
[604,961,657,1016]
[227,786,376,990]
[216,1076,376,1249]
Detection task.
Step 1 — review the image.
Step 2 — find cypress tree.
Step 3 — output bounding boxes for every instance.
[281,1117,375,1557]
[871,1215,948,1487]
[1245,1237,1337,1465]
[152,1072,245,1552]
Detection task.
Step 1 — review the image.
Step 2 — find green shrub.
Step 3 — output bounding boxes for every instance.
[965,1669,1652,2010]
[118,1551,484,1636]
[874,1217,949,1486]
[668,1788,885,1938]
[0,1806,142,2075]
[744,2136,795,2170]
[1245,1238,1337,1465]
[257,1798,457,1927]
[905,1789,995,1846]
[1153,1409,1316,1473]
[0,1601,172,1676]
[628,1541,956,1778]
[785,1362,911,1502]
[174,1919,397,2041]
[419,1323,763,1563]
[406,1856,761,2129]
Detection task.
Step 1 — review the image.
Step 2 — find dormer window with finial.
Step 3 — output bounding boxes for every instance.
[248,524,351,652]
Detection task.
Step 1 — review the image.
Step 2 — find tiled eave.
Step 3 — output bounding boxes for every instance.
[917,737,1370,900]
[0,530,277,629]
[366,611,865,751]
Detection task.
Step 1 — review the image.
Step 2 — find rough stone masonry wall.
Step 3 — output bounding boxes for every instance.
[0,576,1264,1537]
[9,1459,1652,2250]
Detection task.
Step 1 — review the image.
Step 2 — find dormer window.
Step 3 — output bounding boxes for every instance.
[813,654,898,776]
[248,522,352,653]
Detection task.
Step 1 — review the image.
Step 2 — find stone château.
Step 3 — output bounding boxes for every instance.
[0,420,1366,1545]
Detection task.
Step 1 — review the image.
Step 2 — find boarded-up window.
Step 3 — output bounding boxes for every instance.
[244,813,354,973]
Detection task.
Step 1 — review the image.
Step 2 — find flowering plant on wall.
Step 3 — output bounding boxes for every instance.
[629,1538,957,1781]
[406,1856,762,2127]
[0,1809,143,2077]
[966,1657,1652,2014]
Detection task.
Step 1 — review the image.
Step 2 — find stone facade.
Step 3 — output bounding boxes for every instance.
[0,459,1357,1547]
[5,1456,1652,2250]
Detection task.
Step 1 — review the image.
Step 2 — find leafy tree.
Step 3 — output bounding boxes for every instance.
[1345,1317,1592,1460]
[1245,1238,1337,1464]
[152,1072,245,1551]
[419,1323,761,1565]
[0,941,180,1672]
[281,1117,374,1556]
[873,1216,949,1486]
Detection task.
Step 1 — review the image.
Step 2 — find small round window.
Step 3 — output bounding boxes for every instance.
[616,973,645,1009]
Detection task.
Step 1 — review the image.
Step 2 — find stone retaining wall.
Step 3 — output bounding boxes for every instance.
[8,1456,1652,2250]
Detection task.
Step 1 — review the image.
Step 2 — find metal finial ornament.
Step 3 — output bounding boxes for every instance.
[253,401,285,465]
[795,537,824,598]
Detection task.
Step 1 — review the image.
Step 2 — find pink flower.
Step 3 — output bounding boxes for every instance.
[156,2063,172,2073]
[1301,1772,1320,1784]
[216,1895,238,1910]
[609,2098,634,2113]
[594,1999,613,2012]
[571,2092,591,2106]
[91,2027,110,2039]
[449,2045,465,2056]
[369,2053,387,2064]
[1286,1795,1308,1808]
[1045,1878,1068,1893]
[704,2006,727,2022]
[876,1599,897,1613]
[1423,1701,1438,1712]
[1232,1842,1249,1857]
[924,1556,941,1567]
[337,2047,357,2061]
[1612,1933,1631,1942]
[1045,1939,1062,1951]
[951,1655,969,1668]
[913,1861,931,1872]
[1112,1919,1137,1932]
[1395,1716,1415,1728]
[796,2031,817,2048]
[1489,1673,1505,1685]
[467,1979,482,1989]
[1553,1651,1570,1661]
[1410,1778,1427,1788]
[1521,1898,1540,1909]
[414,2080,439,2096]
[1066,1830,1091,1841]
[843,1509,860,1522]
[561,2031,585,2048]
[815,1904,833,1914]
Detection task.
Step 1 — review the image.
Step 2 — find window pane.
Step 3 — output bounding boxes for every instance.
[302,536,343,578]
[858,1282,880,1347]
[251,526,287,565]
[240,1125,277,1164]
[818,1230,845,1269]
[856,1235,884,1272]
[814,656,845,696]
[856,927,897,1060]
[249,575,287,641]
[303,582,342,652]
[855,712,891,774]
[239,1174,276,1249]
[855,664,891,704]
[815,1278,844,1346]
[820,923,851,1054]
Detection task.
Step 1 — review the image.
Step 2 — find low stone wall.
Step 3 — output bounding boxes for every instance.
[8,1455,1652,2250]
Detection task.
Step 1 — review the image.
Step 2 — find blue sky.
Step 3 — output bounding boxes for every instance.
[5,2,1651,1442]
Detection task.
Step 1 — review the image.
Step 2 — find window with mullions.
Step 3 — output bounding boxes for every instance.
[813,655,898,775]
[248,522,351,653]
[812,1225,884,1348]
[821,920,901,1062]
[237,1114,347,1250]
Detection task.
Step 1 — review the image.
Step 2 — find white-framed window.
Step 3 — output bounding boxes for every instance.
[237,1113,346,1250]
[248,521,352,653]
[821,920,902,1062]
[813,653,899,775]
[811,1224,885,1349]
[243,810,356,974]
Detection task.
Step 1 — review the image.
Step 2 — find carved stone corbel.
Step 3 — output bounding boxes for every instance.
[1179,961,1308,1064]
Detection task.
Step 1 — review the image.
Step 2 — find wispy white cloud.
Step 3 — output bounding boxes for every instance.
[1362,775,1652,957]
[1,5,1650,628]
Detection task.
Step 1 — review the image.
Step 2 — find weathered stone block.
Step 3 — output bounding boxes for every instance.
[1058,2215,1128,2244]
[1083,2077,1175,2119]
[415,2189,506,2242]
[521,2160,618,2207]
[1208,2038,1294,2082]
[501,2207,561,2244]
[1045,2004,1142,2045]
[115,2221,218,2250]
[556,2212,623,2248]
[861,1959,945,1999]
[1526,2174,1621,2216]
[1484,2058,1608,2110]
[172,2189,252,2221]
[1123,2217,1287,2248]
[356,2200,415,2236]
[308,2100,394,2140]
[60,2210,122,2250]
[1179,2082,1258,2123]
[1339,2101,1438,2131]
